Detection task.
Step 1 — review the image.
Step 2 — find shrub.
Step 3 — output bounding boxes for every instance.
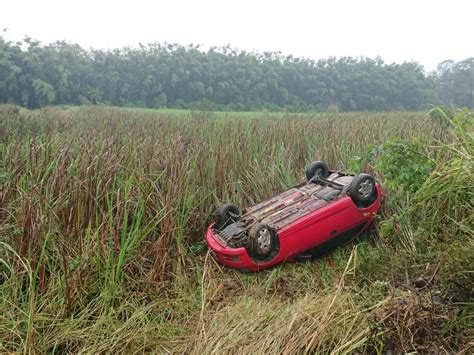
[371,137,434,193]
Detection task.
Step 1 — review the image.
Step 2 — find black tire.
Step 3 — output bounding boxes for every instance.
[305,161,329,181]
[247,223,279,261]
[348,174,377,204]
[215,203,240,229]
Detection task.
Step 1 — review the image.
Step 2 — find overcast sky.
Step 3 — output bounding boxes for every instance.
[1,0,472,71]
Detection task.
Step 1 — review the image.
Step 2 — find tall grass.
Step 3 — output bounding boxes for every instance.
[0,105,471,352]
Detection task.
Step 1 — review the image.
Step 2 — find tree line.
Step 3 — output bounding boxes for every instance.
[0,36,472,111]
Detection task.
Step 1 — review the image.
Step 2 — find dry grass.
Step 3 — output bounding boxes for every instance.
[0,105,471,353]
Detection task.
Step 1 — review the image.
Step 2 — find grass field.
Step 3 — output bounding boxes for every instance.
[0,105,472,353]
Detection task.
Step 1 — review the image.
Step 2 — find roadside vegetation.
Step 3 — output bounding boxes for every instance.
[0,105,472,353]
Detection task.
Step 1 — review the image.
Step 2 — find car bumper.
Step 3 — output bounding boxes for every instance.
[205,224,256,270]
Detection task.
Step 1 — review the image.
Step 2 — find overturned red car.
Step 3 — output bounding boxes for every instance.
[206,161,381,271]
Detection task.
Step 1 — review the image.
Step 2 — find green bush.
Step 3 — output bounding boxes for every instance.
[371,137,434,193]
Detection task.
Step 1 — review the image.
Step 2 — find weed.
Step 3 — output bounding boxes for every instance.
[0,105,471,352]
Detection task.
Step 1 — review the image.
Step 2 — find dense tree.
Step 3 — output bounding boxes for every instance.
[0,36,471,111]
[435,58,474,108]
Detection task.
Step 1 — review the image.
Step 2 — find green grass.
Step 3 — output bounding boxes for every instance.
[0,105,472,353]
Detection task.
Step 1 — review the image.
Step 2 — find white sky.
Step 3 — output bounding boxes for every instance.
[1,0,472,71]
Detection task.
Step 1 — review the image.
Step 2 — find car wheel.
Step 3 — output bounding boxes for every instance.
[348,174,377,204]
[305,161,329,181]
[216,203,240,229]
[247,223,279,261]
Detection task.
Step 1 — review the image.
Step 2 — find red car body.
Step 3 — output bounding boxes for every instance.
[206,169,381,272]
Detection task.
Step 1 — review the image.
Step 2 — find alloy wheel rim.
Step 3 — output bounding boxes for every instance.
[358,179,373,198]
[256,228,272,254]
